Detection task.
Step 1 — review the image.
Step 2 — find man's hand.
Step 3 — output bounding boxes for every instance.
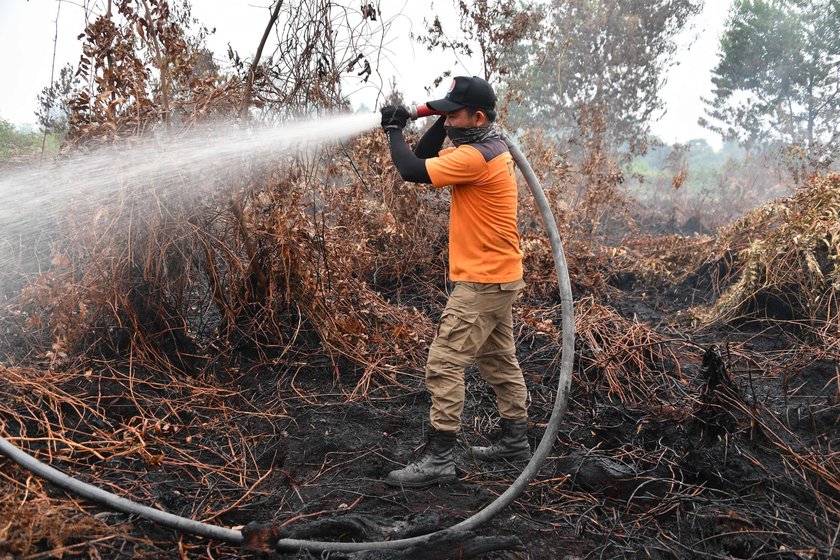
[381,105,410,131]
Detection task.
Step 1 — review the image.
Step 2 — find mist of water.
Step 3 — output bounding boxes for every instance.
[0,112,381,284]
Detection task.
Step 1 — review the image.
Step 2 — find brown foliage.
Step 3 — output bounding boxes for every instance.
[2,3,837,558]
[693,173,839,342]
[69,0,235,143]
[0,466,119,557]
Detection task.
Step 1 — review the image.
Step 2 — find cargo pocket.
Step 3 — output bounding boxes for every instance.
[436,311,479,353]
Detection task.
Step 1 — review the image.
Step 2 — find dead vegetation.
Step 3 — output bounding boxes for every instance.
[695,174,839,341]
[1,1,838,559]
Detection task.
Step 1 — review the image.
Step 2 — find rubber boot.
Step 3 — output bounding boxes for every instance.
[385,429,457,488]
[470,418,530,462]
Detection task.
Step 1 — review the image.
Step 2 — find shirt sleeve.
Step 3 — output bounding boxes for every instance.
[424,146,488,189]
[414,116,447,158]
[386,129,432,183]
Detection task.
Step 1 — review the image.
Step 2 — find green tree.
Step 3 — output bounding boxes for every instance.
[415,0,701,155]
[508,0,703,153]
[700,0,840,173]
[0,119,40,158]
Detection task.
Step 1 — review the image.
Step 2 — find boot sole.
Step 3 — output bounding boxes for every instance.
[384,474,457,488]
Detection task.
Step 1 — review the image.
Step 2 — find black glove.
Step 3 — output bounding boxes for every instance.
[381,105,410,131]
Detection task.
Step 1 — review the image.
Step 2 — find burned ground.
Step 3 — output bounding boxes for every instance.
[1,127,838,560]
[2,1,838,556]
[1,242,837,559]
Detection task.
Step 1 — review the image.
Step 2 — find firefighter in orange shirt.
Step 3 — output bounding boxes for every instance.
[380,76,530,488]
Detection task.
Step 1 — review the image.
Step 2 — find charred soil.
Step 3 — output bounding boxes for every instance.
[1,265,837,560]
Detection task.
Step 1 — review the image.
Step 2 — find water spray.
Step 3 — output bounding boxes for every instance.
[0,108,574,554]
[0,113,381,236]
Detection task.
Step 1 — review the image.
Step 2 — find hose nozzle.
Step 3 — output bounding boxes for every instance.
[408,103,445,120]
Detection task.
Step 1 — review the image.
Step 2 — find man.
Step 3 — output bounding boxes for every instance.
[380,76,530,488]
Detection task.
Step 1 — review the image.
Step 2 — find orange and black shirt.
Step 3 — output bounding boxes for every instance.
[425,139,523,283]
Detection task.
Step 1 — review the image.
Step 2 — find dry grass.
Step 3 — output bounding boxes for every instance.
[694,174,839,339]
[1,3,837,557]
[3,119,837,560]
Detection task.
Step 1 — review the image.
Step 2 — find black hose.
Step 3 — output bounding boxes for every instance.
[0,130,575,553]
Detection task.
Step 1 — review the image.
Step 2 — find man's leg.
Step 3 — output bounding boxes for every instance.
[471,284,530,461]
[475,323,528,422]
[386,283,487,487]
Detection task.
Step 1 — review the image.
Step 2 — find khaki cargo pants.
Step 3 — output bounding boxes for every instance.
[426,280,528,432]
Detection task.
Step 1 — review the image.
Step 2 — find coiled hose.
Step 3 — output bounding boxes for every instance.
[0,130,574,553]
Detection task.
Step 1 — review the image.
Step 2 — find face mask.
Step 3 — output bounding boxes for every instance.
[445,124,501,146]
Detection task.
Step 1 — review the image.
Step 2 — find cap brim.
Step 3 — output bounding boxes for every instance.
[426,98,464,112]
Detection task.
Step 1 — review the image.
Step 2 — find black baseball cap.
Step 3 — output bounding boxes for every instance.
[426,76,496,113]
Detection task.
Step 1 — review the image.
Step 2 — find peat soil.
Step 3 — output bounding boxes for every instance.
[1,275,837,559]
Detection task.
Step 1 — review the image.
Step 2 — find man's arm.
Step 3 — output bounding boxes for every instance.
[381,105,433,184]
[385,129,433,184]
[414,116,446,158]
